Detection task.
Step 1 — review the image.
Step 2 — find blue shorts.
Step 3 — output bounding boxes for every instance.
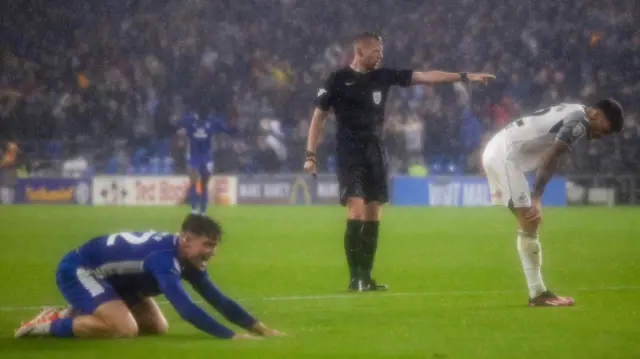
[56,251,123,315]
[187,158,213,177]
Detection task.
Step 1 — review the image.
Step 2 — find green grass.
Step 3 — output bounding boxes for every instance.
[0,205,639,359]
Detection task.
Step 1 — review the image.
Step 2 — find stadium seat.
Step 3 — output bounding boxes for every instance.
[131,148,148,166]
[105,156,120,174]
[428,156,445,175]
[155,138,171,157]
[149,156,161,174]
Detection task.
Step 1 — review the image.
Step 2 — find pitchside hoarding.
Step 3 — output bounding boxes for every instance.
[91,176,237,206]
[14,177,92,204]
[392,175,567,206]
[235,174,339,205]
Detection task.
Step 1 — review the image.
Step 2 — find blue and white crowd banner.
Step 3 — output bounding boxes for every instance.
[391,175,567,207]
[236,174,339,205]
[14,177,92,205]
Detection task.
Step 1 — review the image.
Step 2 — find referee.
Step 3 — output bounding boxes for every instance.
[303,32,495,292]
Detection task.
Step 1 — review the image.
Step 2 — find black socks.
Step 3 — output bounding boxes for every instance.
[361,221,380,281]
[344,220,380,281]
[344,219,363,280]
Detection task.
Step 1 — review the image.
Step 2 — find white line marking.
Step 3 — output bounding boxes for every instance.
[1,285,639,312]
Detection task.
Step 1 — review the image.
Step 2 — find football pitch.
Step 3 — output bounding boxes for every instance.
[0,205,638,359]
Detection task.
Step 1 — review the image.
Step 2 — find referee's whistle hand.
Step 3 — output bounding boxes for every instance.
[303,159,316,177]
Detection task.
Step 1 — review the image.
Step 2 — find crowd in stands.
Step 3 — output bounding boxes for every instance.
[1,0,638,176]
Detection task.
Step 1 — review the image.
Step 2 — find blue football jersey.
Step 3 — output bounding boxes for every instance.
[179,113,230,162]
[61,230,257,338]
[76,231,183,296]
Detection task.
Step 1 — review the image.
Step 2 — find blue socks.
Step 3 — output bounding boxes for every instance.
[50,317,74,337]
[200,179,209,214]
[189,183,198,212]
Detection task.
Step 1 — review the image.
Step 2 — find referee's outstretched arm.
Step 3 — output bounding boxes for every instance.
[410,71,495,85]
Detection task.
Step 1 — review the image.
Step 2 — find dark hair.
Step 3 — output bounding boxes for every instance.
[594,99,624,133]
[181,214,222,241]
[353,32,382,44]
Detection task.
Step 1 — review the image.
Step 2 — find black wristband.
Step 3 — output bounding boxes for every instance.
[460,72,469,83]
[305,150,316,158]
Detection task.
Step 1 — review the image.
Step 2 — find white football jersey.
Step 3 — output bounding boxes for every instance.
[500,103,589,171]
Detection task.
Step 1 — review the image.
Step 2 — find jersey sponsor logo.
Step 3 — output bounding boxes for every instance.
[345,81,355,86]
[572,123,586,139]
[193,128,208,139]
[372,91,381,105]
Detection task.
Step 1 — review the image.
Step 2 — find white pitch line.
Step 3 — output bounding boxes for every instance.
[260,285,640,301]
[1,285,639,312]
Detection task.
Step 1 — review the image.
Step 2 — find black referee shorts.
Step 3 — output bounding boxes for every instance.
[336,141,389,206]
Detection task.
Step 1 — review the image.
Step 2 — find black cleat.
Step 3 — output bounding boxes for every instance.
[348,278,366,292]
[363,278,388,291]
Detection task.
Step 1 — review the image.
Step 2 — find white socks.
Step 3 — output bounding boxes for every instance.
[517,231,547,298]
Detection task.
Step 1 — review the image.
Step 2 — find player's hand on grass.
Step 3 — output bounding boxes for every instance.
[251,322,287,337]
[262,328,287,337]
[232,333,263,340]
[468,73,496,85]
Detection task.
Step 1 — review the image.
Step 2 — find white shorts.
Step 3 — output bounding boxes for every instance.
[481,131,531,208]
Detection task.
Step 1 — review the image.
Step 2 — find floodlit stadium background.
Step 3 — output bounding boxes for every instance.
[0,1,639,358]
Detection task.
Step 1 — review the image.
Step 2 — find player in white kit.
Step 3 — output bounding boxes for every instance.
[482,99,623,306]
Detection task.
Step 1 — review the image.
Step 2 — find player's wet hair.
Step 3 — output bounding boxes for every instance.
[353,32,382,45]
[594,99,624,133]
[181,214,222,242]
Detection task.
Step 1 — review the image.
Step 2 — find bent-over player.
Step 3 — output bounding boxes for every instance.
[482,100,623,306]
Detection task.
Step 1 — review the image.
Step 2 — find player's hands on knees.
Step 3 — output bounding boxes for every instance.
[232,333,263,340]
[468,73,496,85]
[525,197,542,223]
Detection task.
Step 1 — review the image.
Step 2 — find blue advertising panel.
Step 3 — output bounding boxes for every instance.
[14,177,92,205]
[392,175,566,207]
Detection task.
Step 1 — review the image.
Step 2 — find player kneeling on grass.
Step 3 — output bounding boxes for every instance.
[481,100,623,306]
[15,214,285,340]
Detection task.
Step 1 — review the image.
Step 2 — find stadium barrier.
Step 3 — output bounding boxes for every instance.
[13,177,92,205]
[4,174,568,207]
[235,173,339,204]
[391,175,567,207]
[91,175,237,206]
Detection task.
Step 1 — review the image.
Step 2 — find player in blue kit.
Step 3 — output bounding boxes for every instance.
[177,110,234,215]
[14,214,285,340]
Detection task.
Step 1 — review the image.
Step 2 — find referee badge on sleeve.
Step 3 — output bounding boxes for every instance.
[372,91,381,105]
